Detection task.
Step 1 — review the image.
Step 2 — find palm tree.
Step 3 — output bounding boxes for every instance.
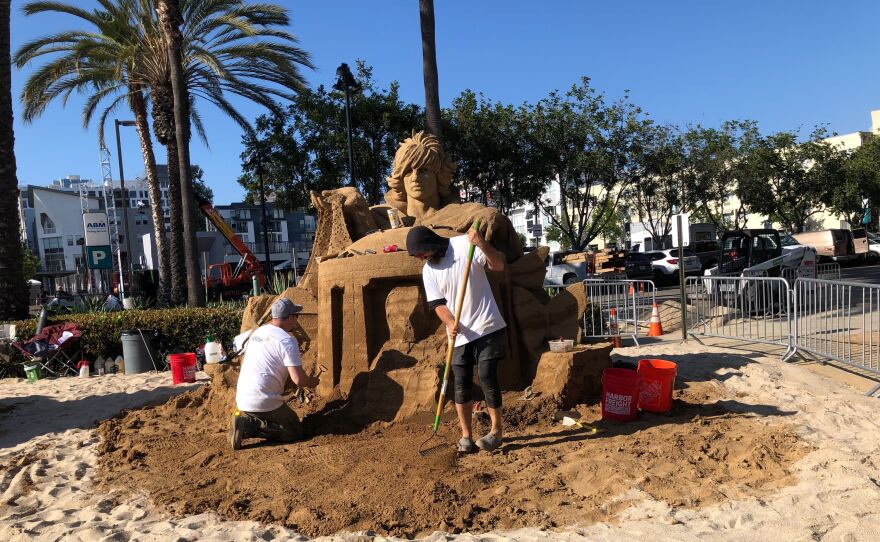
[16,0,313,305]
[15,0,172,304]
[0,0,27,319]
[155,0,201,306]
[419,0,443,144]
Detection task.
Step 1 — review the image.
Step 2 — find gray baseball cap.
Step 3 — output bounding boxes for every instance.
[271,298,303,319]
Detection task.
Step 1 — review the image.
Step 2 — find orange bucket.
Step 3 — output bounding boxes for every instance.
[637,359,677,413]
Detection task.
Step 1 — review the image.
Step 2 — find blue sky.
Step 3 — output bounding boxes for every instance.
[11,0,880,204]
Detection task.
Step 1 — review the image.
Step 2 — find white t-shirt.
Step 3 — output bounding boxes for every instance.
[422,235,506,347]
[235,324,302,412]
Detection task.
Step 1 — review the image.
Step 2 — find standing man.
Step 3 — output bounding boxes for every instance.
[407,224,507,452]
[229,298,319,450]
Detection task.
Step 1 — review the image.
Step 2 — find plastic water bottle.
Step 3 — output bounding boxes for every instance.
[204,334,222,364]
[77,360,90,378]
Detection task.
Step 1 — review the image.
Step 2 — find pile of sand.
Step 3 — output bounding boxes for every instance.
[96,367,808,538]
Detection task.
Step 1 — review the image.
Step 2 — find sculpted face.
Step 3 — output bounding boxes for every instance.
[404,168,439,208]
[385,130,455,219]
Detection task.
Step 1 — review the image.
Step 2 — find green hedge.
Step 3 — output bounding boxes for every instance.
[7,307,243,360]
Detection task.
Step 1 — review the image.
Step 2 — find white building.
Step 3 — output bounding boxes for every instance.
[508,177,564,252]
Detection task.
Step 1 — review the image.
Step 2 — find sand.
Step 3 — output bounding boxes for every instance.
[3,342,880,540]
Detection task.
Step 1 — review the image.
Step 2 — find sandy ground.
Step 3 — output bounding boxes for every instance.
[2,340,880,541]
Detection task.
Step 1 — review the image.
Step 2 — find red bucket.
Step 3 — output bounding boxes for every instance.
[601,368,640,422]
[637,359,677,413]
[169,353,197,385]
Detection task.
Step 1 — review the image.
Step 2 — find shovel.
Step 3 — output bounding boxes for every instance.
[419,220,481,457]
[553,410,603,436]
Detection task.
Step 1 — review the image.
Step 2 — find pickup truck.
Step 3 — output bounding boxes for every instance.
[544,251,590,286]
[687,240,720,271]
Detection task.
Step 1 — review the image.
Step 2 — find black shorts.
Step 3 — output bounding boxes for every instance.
[451,328,506,408]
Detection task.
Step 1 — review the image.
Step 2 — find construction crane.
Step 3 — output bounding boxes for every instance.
[197,195,267,298]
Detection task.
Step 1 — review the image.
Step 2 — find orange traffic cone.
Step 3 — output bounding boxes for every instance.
[628,283,634,296]
[609,307,622,348]
[648,302,664,337]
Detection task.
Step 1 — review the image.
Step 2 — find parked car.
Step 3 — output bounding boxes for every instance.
[866,232,880,263]
[544,251,590,286]
[687,239,720,271]
[792,229,857,263]
[647,249,702,284]
[624,251,653,280]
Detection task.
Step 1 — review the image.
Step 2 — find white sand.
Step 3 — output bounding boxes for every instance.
[3,341,880,541]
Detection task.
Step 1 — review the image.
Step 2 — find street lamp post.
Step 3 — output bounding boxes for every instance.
[333,63,361,186]
[246,149,273,285]
[114,119,137,298]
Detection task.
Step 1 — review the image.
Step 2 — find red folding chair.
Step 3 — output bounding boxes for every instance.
[11,323,82,377]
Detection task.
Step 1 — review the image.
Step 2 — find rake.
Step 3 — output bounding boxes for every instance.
[419,220,481,457]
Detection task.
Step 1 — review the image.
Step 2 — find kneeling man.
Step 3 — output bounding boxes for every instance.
[230,298,320,450]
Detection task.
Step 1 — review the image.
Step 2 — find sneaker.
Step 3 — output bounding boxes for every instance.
[457,437,475,453]
[475,432,502,452]
[229,414,254,450]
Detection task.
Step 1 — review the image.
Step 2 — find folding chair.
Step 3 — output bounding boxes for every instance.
[11,323,82,377]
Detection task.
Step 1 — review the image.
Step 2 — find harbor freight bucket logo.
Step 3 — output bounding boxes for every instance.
[605,392,633,415]
[83,212,110,246]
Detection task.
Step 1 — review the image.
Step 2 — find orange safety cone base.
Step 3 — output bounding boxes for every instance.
[648,302,664,337]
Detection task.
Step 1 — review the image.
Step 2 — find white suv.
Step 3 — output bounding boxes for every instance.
[646,249,702,284]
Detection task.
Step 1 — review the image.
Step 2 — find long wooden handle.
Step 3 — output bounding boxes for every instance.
[432,221,480,432]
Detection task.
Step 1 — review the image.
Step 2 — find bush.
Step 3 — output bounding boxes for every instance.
[6,306,243,360]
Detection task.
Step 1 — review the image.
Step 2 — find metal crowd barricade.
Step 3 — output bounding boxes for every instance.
[582,278,656,345]
[583,279,637,345]
[685,275,793,357]
[791,278,880,394]
[817,262,842,280]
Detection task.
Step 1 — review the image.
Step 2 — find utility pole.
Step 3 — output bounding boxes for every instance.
[115,119,137,297]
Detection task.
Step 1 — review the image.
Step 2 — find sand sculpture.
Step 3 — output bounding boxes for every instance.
[239,130,610,427]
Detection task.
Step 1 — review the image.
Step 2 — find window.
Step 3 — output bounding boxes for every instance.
[67,237,74,246]
[43,236,63,249]
[272,208,284,219]
[40,213,56,234]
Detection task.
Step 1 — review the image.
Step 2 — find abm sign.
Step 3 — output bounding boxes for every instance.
[83,212,111,246]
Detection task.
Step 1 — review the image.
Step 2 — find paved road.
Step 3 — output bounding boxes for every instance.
[841,263,880,285]
[650,263,880,299]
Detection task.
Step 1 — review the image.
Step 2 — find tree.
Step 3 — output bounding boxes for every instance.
[18,0,313,305]
[527,78,654,251]
[825,135,880,227]
[15,0,172,303]
[239,64,420,208]
[739,127,847,233]
[21,242,40,281]
[680,121,762,233]
[544,225,571,250]
[419,0,443,144]
[0,0,27,318]
[190,165,213,232]
[444,90,531,213]
[625,124,685,247]
[155,0,203,306]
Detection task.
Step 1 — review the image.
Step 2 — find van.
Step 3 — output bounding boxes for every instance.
[851,227,869,256]
[792,229,856,262]
[544,251,589,286]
